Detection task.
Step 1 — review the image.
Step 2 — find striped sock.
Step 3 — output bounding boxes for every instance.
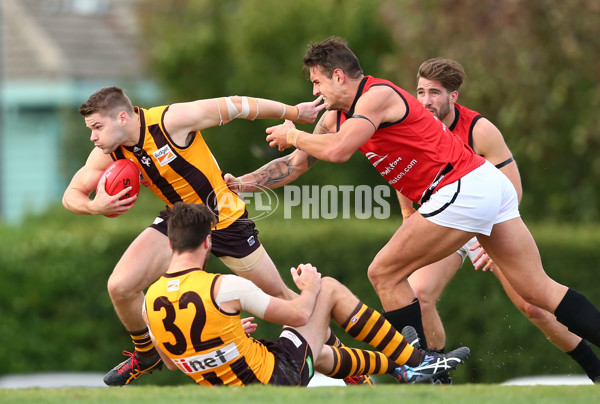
[325,331,343,348]
[324,346,396,378]
[342,302,422,367]
[129,327,157,358]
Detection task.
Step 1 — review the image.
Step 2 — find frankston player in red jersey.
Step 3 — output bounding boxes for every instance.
[227,37,600,383]
[393,58,600,383]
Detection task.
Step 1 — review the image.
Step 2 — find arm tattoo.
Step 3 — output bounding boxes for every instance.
[315,120,329,135]
[246,155,295,188]
[304,113,331,167]
[247,114,330,188]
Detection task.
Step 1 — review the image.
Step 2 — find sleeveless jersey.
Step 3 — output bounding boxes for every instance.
[448,103,483,151]
[111,106,244,230]
[337,76,485,203]
[145,268,276,386]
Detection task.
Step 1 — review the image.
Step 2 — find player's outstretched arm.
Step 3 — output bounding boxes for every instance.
[265,88,391,161]
[215,269,320,328]
[224,149,314,192]
[224,111,334,192]
[164,95,324,136]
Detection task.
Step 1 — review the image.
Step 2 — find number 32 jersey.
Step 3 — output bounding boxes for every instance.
[144,268,276,386]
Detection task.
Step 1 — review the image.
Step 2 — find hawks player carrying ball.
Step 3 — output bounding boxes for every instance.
[63,86,327,385]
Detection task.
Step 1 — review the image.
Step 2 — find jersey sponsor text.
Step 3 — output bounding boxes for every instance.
[173,342,240,373]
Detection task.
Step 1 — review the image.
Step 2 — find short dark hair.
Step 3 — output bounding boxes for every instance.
[417,58,466,92]
[303,36,363,79]
[79,86,135,117]
[167,203,217,253]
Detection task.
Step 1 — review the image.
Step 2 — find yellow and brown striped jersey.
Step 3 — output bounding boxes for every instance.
[145,268,276,386]
[111,105,244,230]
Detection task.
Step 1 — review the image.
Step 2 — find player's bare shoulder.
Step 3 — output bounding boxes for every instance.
[472,116,503,139]
[161,102,192,145]
[356,85,405,125]
[163,100,218,146]
[471,117,511,159]
[315,110,337,134]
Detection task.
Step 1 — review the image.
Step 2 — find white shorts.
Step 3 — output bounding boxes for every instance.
[418,161,520,236]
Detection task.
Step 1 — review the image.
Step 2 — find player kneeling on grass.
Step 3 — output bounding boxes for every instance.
[143,202,469,386]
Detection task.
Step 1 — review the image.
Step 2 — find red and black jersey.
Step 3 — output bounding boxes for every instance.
[337,76,485,203]
[448,103,483,151]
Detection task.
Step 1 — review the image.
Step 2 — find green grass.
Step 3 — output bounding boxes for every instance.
[0,384,597,404]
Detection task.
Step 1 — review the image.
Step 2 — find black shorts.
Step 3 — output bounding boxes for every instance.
[263,328,314,386]
[149,208,261,258]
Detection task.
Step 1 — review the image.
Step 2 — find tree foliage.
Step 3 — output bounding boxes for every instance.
[379,0,600,221]
[136,0,396,192]
[137,0,600,221]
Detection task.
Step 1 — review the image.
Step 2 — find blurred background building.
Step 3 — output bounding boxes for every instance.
[0,0,158,223]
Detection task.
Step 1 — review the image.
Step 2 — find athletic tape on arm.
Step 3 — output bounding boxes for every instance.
[225,96,259,121]
[216,274,271,318]
[217,96,259,125]
[218,96,295,124]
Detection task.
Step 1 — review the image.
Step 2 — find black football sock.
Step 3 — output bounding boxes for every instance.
[554,288,600,348]
[567,339,600,381]
[382,298,428,349]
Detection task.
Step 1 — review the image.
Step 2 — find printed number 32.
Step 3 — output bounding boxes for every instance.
[153,291,223,356]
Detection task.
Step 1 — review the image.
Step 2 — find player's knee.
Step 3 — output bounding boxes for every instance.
[413,286,436,309]
[320,277,341,298]
[367,262,382,288]
[107,273,136,301]
[321,276,339,288]
[520,301,551,323]
[107,275,125,300]
[367,261,395,292]
[367,260,408,289]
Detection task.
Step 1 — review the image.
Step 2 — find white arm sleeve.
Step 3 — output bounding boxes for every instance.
[215,274,271,318]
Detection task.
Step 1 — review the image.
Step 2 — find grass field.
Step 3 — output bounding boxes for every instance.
[0,384,598,404]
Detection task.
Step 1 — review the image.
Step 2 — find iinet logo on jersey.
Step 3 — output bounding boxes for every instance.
[173,343,240,373]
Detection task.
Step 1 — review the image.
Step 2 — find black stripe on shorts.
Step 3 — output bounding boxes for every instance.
[421,179,461,218]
